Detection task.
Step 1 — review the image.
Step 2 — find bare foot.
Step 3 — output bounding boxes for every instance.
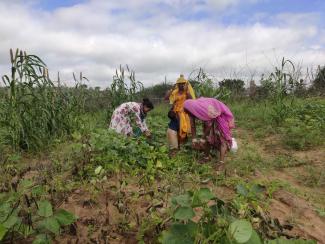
[169,150,178,158]
[215,161,225,171]
[198,156,211,164]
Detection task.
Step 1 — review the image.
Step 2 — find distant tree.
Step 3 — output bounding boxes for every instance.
[252,74,274,100]
[218,79,245,98]
[311,66,325,95]
[293,79,307,97]
[141,82,173,103]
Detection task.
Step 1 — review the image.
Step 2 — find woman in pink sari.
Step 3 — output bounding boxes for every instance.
[184,97,235,166]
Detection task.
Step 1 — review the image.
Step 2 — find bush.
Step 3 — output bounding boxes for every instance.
[281,103,325,149]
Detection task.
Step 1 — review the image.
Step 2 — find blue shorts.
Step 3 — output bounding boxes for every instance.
[168,119,179,132]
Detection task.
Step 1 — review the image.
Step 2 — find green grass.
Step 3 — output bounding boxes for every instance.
[229,98,325,150]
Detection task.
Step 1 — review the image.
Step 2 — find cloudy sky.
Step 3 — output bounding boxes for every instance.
[0,0,325,87]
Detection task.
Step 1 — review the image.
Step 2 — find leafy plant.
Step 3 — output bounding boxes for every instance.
[281,103,325,149]
[160,188,316,244]
[0,179,76,243]
[0,48,86,150]
[108,65,144,118]
[160,188,259,244]
[263,58,297,125]
[189,68,231,101]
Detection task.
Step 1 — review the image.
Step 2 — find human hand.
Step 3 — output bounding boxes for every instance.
[192,138,199,149]
[145,130,152,138]
[192,138,206,150]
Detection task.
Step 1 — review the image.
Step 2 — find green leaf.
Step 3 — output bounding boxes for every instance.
[3,215,19,229]
[32,234,51,244]
[32,185,46,197]
[19,179,33,191]
[39,217,60,235]
[192,188,215,207]
[37,200,53,217]
[94,166,103,175]
[229,220,253,243]
[0,203,11,222]
[160,222,197,244]
[171,194,192,207]
[174,207,195,221]
[236,184,248,197]
[245,230,262,244]
[54,209,76,226]
[251,184,265,195]
[197,188,214,202]
[0,224,7,241]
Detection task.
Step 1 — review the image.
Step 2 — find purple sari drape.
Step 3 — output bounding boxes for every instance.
[184,97,235,146]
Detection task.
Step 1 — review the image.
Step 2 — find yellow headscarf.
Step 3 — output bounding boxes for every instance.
[169,74,196,104]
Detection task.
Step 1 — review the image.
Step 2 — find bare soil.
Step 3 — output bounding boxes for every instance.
[235,128,325,243]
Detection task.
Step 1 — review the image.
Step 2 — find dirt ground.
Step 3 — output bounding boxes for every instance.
[235,128,325,243]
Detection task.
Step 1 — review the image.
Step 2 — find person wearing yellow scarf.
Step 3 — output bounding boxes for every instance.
[166,74,196,144]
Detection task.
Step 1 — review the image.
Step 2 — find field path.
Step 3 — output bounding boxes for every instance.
[234,127,325,243]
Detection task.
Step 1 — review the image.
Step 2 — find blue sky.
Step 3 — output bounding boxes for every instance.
[36,0,325,25]
[35,0,86,10]
[0,0,324,86]
[221,0,325,27]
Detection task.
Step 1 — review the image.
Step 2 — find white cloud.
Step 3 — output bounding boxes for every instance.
[0,0,324,87]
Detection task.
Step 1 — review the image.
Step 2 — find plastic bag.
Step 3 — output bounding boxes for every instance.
[231,138,238,153]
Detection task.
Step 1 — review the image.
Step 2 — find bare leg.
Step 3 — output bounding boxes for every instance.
[219,143,227,163]
[203,142,210,157]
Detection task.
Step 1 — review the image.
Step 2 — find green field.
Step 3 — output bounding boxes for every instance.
[0,51,324,243]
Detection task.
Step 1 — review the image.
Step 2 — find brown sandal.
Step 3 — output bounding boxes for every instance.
[199,156,211,164]
[215,161,225,171]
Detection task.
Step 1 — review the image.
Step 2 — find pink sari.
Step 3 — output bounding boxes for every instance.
[184,98,235,148]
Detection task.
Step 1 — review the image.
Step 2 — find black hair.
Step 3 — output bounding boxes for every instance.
[168,110,177,119]
[142,98,154,110]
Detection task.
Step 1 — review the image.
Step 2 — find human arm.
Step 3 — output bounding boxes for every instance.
[185,83,192,99]
[131,104,149,133]
[189,114,196,138]
[186,91,192,99]
[164,90,172,101]
[164,84,177,101]
[203,121,212,140]
[222,105,235,128]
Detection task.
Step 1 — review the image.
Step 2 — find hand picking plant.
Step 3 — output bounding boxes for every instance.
[0,179,76,243]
